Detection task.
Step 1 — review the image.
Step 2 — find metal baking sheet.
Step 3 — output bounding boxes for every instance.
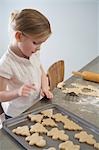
[2,103,99,150]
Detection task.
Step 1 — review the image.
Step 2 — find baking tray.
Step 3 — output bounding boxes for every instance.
[2,103,99,150]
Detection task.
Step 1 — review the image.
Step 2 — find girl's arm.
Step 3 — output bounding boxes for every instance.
[0,76,36,102]
[40,65,53,99]
[0,76,19,102]
[40,65,49,91]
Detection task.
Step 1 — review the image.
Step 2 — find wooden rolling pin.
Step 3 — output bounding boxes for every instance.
[72,71,99,83]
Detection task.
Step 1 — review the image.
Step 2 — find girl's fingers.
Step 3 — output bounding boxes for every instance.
[18,85,36,96]
[41,91,45,97]
[21,89,33,96]
[42,90,53,99]
[47,92,53,99]
[25,84,36,90]
[22,91,30,96]
[22,86,33,92]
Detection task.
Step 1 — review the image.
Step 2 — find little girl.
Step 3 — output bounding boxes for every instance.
[0,8,53,118]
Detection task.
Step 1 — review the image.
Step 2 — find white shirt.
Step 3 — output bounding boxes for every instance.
[0,49,42,117]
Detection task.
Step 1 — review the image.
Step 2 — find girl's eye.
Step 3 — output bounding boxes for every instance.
[33,41,37,45]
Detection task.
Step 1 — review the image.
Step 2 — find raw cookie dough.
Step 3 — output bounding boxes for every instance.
[94,142,99,150]
[63,119,83,131]
[57,81,65,89]
[46,147,56,150]
[59,140,80,150]
[12,125,30,136]
[62,83,99,97]
[52,113,68,123]
[30,123,48,134]
[41,109,53,118]
[75,131,96,145]
[47,128,69,141]
[28,114,43,123]
[25,132,46,147]
[42,118,57,127]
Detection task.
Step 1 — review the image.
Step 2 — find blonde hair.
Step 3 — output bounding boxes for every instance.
[9,8,51,38]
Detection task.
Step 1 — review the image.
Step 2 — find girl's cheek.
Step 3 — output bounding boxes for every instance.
[18,41,36,55]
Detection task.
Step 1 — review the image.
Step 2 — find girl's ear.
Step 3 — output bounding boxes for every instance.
[15,31,23,42]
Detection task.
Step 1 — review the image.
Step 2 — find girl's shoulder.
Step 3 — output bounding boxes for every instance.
[0,50,12,65]
[0,50,13,79]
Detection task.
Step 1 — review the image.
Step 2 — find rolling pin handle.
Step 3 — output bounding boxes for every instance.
[72,71,82,77]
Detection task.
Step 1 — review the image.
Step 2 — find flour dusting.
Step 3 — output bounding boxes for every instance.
[75,96,99,107]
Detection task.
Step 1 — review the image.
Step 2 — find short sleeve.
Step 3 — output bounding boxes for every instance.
[0,54,13,79]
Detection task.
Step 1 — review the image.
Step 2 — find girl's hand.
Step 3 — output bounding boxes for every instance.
[18,83,36,97]
[41,89,53,99]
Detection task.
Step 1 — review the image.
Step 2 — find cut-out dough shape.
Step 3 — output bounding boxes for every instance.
[47,128,69,141]
[75,131,96,145]
[30,123,48,134]
[59,140,80,150]
[28,114,43,123]
[25,133,46,147]
[41,109,53,118]
[12,125,30,137]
